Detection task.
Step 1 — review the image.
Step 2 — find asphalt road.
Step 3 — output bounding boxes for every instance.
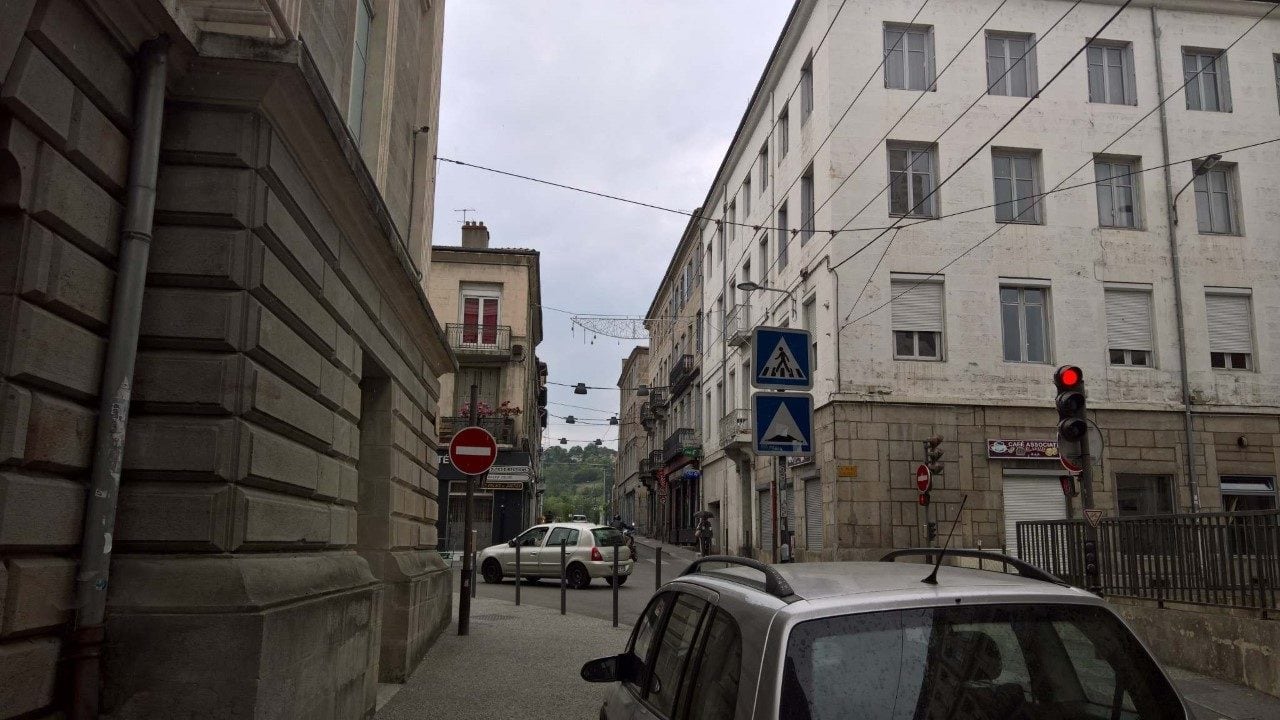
[451,543,694,629]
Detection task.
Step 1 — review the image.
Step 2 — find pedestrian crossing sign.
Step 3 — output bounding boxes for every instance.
[752,392,814,456]
[751,326,812,390]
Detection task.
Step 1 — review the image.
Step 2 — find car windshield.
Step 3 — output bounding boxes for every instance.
[780,603,1183,720]
[590,527,624,547]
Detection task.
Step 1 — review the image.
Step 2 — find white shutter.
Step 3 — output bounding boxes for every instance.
[890,280,944,332]
[759,490,773,553]
[1105,290,1152,351]
[1206,293,1253,354]
[805,479,823,550]
[1002,475,1067,559]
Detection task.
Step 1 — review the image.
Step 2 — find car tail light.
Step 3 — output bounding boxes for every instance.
[590,546,603,562]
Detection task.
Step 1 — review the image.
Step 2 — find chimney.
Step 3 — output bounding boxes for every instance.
[461,220,490,249]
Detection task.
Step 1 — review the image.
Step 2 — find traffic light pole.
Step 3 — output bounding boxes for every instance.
[458,384,478,636]
[1078,430,1102,595]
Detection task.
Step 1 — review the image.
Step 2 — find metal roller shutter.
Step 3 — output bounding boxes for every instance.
[1002,475,1067,559]
[890,280,944,332]
[759,489,772,554]
[1205,293,1253,354]
[805,479,823,550]
[1105,290,1152,351]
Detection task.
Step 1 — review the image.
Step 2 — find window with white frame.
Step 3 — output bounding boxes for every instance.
[347,0,374,144]
[992,150,1042,223]
[759,142,769,190]
[743,176,752,218]
[740,362,750,408]
[800,54,814,123]
[728,200,737,245]
[986,32,1037,97]
[1275,55,1279,112]
[891,277,944,360]
[758,234,769,285]
[1193,163,1240,235]
[888,143,937,218]
[1000,284,1050,363]
[717,218,725,260]
[1095,158,1139,228]
[802,296,819,370]
[1087,42,1136,105]
[1105,288,1153,366]
[1205,290,1254,370]
[800,166,815,243]
[777,203,789,268]
[1183,49,1231,112]
[460,284,500,346]
[778,107,790,159]
[884,25,935,91]
[727,370,736,410]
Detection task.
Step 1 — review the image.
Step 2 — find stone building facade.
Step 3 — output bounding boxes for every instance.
[1,1,451,717]
[613,346,649,530]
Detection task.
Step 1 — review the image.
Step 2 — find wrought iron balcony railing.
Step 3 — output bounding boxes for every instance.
[725,304,751,347]
[663,428,701,463]
[719,408,751,448]
[439,416,516,446]
[668,354,696,395]
[446,323,512,358]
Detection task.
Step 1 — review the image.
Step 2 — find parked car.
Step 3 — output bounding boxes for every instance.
[582,550,1188,719]
[568,514,590,523]
[479,523,634,589]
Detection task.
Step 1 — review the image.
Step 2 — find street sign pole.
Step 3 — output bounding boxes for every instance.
[458,384,478,636]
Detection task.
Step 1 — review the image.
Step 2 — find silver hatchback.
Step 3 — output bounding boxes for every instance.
[582,550,1188,719]
[478,522,634,589]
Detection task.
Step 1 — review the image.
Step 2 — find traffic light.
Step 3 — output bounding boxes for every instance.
[1054,366,1088,442]
[1083,539,1099,576]
[926,521,938,541]
[1059,475,1079,498]
[924,435,944,475]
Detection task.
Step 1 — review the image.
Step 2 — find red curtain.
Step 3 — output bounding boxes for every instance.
[481,298,497,344]
[463,297,479,343]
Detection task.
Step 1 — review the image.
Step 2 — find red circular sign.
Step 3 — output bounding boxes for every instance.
[449,426,497,476]
[1060,454,1082,474]
[915,464,932,493]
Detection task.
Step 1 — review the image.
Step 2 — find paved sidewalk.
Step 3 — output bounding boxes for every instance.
[374,597,629,720]
[1166,667,1280,720]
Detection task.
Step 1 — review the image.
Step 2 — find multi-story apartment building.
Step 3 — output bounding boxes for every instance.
[635,215,706,545]
[690,0,1280,564]
[429,221,546,553]
[614,346,650,530]
[0,1,451,717]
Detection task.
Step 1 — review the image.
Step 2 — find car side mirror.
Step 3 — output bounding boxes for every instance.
[508,539,517,547]
[580,653,632,683]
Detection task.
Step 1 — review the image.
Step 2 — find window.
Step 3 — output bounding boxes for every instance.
[727,370,736,410]
[1184,49,1231,112]
[1275,55,1280,112]
[727,201,736,245]
[800,54,814,122]
[706,242,712,272]
[457,366,500,409]
[777,203,789,268]
[625,593,674,694]
[1000,285,1049,363]
[347,0,374,144]
[778,107,790,159]
[986,32,1037,97]
[461,290,501,344]
[992,150,1042,224]
[740,362,750,409]
[884,25,935,91]
[683,609,742,720]
[758,235,769,285]
[891,278,944,360]
[646,593,708,715]
[1205,290,1253,370]
[1105,288,1153,366]
[1117,475,1174,516]
[803,297,818,370]
[545,526,580,547]
[1220,476,1277,512]
[716,380,725,418]
[1095,158,1139,228]
[1087,42,1136,105]
[800,166,815,243]
[514,525,549,547]
[742,176,752,217]
[1193,164,1239,235]
[888,143,936,217]
[759,142,769,190]
[716,219,725,260]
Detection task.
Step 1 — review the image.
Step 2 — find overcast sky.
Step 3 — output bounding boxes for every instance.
[432,1,794,450]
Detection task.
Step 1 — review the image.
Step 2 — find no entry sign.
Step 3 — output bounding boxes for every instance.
[915,464,932,493]
[448,426,497,476]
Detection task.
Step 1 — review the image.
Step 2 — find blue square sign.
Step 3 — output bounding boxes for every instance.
[752,392,814,456]
[751,326,812,390]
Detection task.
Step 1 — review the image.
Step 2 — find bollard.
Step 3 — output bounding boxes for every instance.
[655,545,662,590]
[515,542,521,606]
[612,538,620,628]
[560,539,567,615]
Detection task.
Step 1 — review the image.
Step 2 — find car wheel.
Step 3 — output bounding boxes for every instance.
[521,576,541,584]
[567,563,591,589]
[605,575,628,587]
[481,559,503,584]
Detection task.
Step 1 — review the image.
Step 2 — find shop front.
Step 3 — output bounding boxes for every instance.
[437,451,533,554]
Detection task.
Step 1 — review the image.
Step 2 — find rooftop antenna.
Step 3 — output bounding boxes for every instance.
[923,494,968,585]
[454,208,477,223]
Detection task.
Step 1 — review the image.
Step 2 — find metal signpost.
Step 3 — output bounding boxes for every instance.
[451,390,498,636]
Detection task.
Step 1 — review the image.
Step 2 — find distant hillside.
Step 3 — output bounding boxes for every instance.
[539,444,616,521]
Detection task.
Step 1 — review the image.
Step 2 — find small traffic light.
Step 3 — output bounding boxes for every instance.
[1083,539,1099,575]
[926,521,938,541]
[924,435,944,475]
[1054,366,1088,442]
[1059,475,1079,498]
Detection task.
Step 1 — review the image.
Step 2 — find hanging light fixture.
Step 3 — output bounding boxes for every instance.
[636,384,649,397]
[565,416,576,424]
[594,439,602,446]
[609,416,619,426]
[574,382,588,395]
[559,438,567,444]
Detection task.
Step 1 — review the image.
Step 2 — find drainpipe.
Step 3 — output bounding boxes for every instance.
[70,38,169,720]
[1150,8,1200,512]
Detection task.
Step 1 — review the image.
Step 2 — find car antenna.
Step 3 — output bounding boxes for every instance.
[923,494,968,585]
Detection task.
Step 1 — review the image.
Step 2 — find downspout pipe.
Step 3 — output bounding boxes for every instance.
[70,37,169,720]
[1150,8,1200,512]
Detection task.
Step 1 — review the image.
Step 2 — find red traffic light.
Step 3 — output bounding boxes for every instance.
[918,491,930,507]
[1054,365,1083,390]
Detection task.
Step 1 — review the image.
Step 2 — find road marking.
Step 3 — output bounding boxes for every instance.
[455,446,493,456]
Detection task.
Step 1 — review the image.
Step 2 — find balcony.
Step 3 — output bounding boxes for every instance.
[725,304,751,347]
[439,416,516,446]
[719,409,751,449]
[663,428,701,464]
[649,387,668,412]
[648,449,663,466]
[639,402,655,433]
[446,323,513,360]
[668,354,697,396]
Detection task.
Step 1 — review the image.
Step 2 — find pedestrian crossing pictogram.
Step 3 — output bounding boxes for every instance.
[751,326,813,390]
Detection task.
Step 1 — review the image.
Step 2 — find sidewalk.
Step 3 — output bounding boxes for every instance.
[633,535,702,564]
[1166,666,1280,720]
[374,597,630,720]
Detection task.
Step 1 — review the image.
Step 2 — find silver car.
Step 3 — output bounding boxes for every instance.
[478,522,634,589]
[582,550,1189,719]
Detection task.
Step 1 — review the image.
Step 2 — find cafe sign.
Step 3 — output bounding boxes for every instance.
[987,439,1060,460]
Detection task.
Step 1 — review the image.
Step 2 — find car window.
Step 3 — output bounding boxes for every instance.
[515,526,549,547]
[682,608,742,720]
[626,593,673,695]
[647,594,708,716]
[592,526,623,547]
[779,603,1182,720]
[545,527,574,547]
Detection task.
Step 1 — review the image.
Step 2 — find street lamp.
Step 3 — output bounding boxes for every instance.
[1172,155,1222,226]
[736,281,795,300]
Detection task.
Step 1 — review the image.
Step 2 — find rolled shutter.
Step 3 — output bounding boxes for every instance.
[890,280,944,332]
[1206,294,1252,354]
[805,479,823,550]
[1105,290,1152,352]
[1002,476,1067,560]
